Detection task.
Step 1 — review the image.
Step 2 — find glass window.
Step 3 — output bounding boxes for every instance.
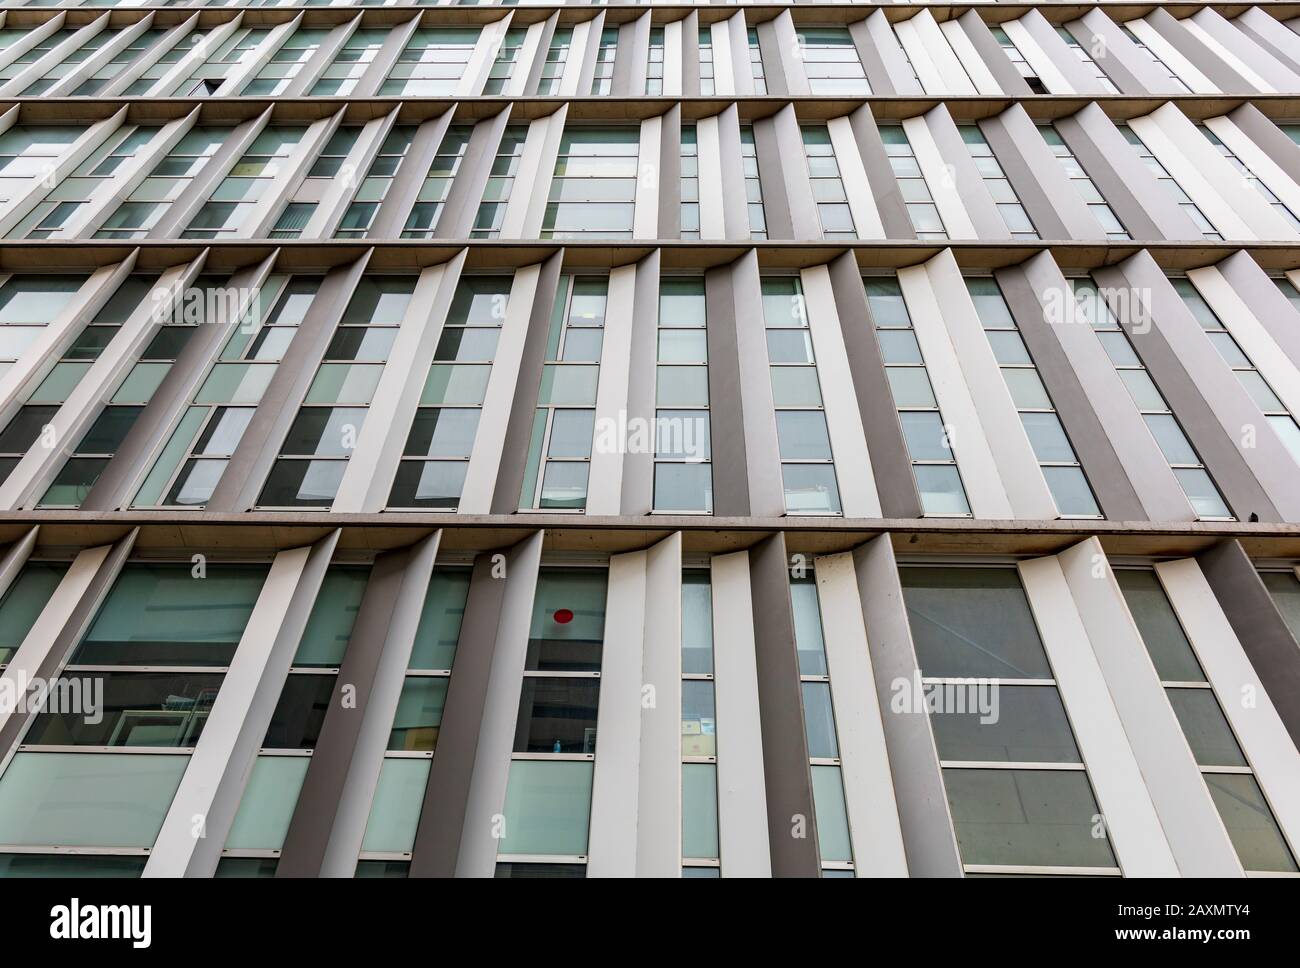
[542,129,638,240]
[499,760,593,856]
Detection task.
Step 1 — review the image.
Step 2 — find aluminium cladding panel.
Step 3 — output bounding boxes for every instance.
[1188,9,1300,91]
[80,254,276,512]
[0,528,37,604]
[1196,539,1300,750]
[0,262,137,430]
[1092,256,1283,523]
[1054,538,1242,876]
[489,251,564,515]
[0,257,205,510]
[995,256,1148,522]
[846,103,915,241]
[0,530,136,770]
[799,264,881,518]
[585,261,637,515]
[448,531,544,878]
[1053,103,1193,242]
[618,250,659,516]
[1206,110,1300,226]
[1017,554,1180,876]
[749,533,819,878]
[1105,252,1300,520]
[1186,265,1300,429]
[206,252,374,513]
[1143,7,1252,94]
[279,532,440,878]
[704,250,783,518]
[897,257,1013,520]
[332,253,467,513]
[978,104,1095,242]
[852,535,962,876]
[710,549,772,877]
[149,530,342,878]
[1216,249,1300,370]
[367,108,458,240]
[827,252,920,518]
[813,552,908,876]
[1155,557,1300,861]
[586,535,682,877]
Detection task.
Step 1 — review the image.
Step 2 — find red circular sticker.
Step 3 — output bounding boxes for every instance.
[553,608,574,625]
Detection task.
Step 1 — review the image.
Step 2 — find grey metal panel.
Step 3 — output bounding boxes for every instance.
[352,16,419,99]
[755,19,790,96]
[1018,9,1102,93]
[957,10,1032,96]
[1094,259,1281,523]
[715,104,751,241]
[182,529,341,877]
[520,14,559,96]
[0,527,36,602]
[611,12,648,97]
[277,532,438,877]
[752,112,794,241]
[1056,102,1195,241]
[490,249,563,514]
[82,255,261,511]
[996,262,1146,521]
[1197,539,1300,749]
[369,108,456,239]
[434,107,511,241]
[285,19,357,98]
[681,11,701,98]
[925,104,1006,240]
[1069,10,1162,94]
[767,103,821,242]
[828,252,920,518]
[1217,248,1300,368]
[407,550,507,877]
[658,103,681,241]
[620,249,659,515]
[979,105,1090,241]
[747,532,818,877]
[852,534,963,877]
[1227,103,1300,194]
[1145,8,1250,93]
[1234,7,1300,75]
[848,16,897,96]
[1192,9,1300,91]
[0,528,137,759]
[704,250,784,518]
[148,113,268,239]
[847,103,914,241]
[207,252,373,512]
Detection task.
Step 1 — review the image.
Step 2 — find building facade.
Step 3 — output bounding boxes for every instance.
[0,0,1296,878]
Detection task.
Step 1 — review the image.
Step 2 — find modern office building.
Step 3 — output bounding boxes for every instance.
[0,0,1296,880]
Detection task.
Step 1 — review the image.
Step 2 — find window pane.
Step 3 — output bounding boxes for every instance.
[930,686,1081,763]
[75,564,267,666]
[402,571,470,673]
[0,563,66,663]
[225,755,308,850]
[293,567,368,666]
[654,462,712,512]
[499,760,593,856]
[390,677,448,752]
[1115,569,1205,682]
[1042,466,1100,517]
[526,570,606,672]
[776,411,832,460]
[802,681,838,759]
[682,763,719,859]
[1204,773,1297,873]
[812,765,853,863]
[25,672,222,748]
[682,571,713,675]
[943,768,1116,868]
[264,674,334,749]
[1166,689,1246,767]
[781,464,841,514]
[259,459,345,507]
[514,677,599,754]
[361,758,430,854]
[1260,572,1300,643]
[791,579,827,676]
[0,752,187,848]
[682,679,716,757]
[900,568,1052,679]
[914,464,970,515]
